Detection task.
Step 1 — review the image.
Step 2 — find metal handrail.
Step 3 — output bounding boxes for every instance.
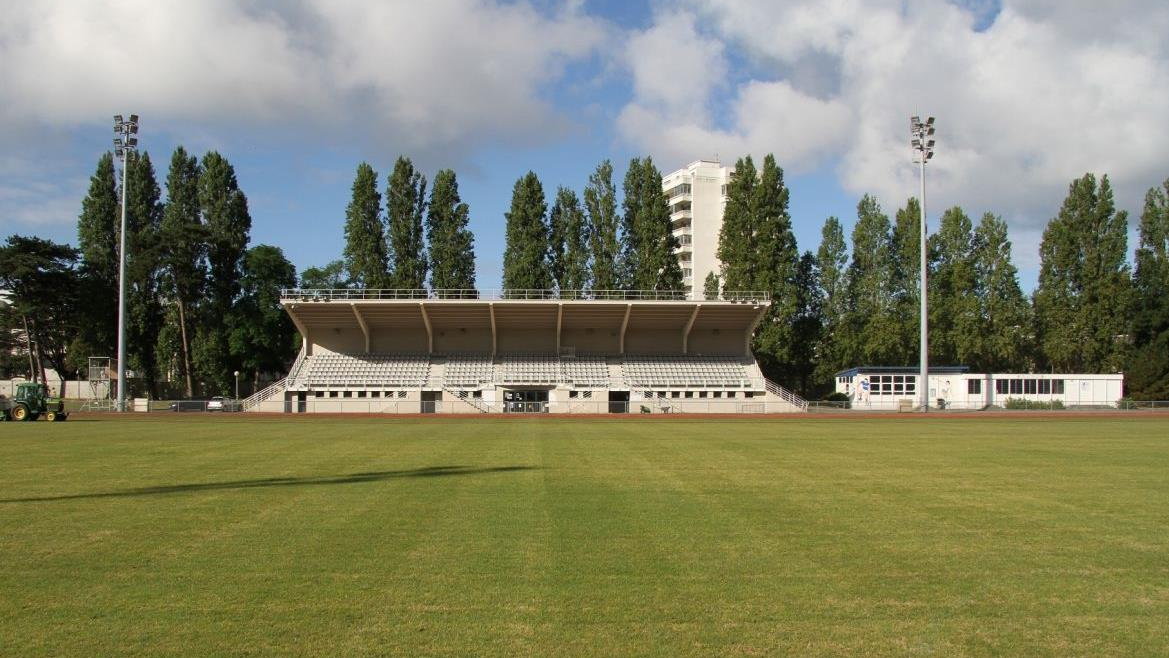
[280,288,771,303]
[764,377,809,411]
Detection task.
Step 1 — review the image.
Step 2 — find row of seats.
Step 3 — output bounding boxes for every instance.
[289,352,750,389]
[293,352,430,387]
[622,355,752,388]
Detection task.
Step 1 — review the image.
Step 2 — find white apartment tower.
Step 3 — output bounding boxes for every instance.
[662,160,733,297]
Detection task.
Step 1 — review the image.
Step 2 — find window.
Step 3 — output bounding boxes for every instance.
[699,392,708,398]
[1009,379,1022,394]
[569,391,579,398]
[329,391,339,398]
[343,391,352,398]
[1024,379,1037,394]
[643,391,653,399]
[744,392,754,398]
[473,391,483,399]
[1038,379,1051,394]
[713,391,722,398]
[996,379,1008,394]
[397,391,407,398]
[315,391,325,398]
[357,391,367,398]
[684,391,693,398]
[582,391,591,399]
[1053,379,1064,395]
[671,391,681,398]
[371,391,381,398]
[968,379,982,395]
[727,392,737,398]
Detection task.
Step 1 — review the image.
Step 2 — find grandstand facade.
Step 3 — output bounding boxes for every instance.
[244,289,807,414]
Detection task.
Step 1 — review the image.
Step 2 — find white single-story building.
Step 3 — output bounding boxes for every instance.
[835,366,1124,410]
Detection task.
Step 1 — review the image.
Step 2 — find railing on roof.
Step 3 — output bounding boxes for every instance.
[280,288,771,303]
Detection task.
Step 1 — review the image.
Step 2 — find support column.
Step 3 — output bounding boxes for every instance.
[287,305,311,356]
[555,303,563,354]
[351,303,370,353]
[489,302,497,357]
[619,304,631,355]
[419,303,433,353]
[744,304,767,357]
[682,304,701,354]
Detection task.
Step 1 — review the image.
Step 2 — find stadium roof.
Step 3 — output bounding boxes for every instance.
[835,366,971,377]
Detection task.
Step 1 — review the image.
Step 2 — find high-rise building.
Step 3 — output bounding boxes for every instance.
[661,160,733,297]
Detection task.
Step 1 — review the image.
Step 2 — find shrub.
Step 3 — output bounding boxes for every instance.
[1003,398,1065,410]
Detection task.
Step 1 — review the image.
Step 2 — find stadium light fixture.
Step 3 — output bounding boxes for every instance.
[113,113,140,412]
[910,114,936,412]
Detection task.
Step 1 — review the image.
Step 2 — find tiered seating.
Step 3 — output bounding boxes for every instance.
[561,356,609,387]
[498,353,560,384]
[298,352,429,387]
[621,355,751,388]
[444,353,494,387]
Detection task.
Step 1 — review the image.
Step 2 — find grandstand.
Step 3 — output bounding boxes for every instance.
[243,289,807,414]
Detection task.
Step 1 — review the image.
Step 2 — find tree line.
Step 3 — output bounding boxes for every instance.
[2,147,1167,401]
[1,148,297,397]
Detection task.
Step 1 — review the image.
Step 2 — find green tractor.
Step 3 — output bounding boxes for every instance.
[0,382,68,422]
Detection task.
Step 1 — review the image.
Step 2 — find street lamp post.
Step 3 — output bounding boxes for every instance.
[910,116,935,412]
[234,371,240,400]
[113,114,139,412]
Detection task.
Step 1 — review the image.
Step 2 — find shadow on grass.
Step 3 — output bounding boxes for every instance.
[0,465,538,503]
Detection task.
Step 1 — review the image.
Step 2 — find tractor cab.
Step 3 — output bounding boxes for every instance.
[1,382,68,422]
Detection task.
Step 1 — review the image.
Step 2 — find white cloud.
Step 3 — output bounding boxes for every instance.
[618,0,1169,242]
[0,0,606,155]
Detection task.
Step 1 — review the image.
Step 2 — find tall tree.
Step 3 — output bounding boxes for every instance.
[502,171,551,291]
[813,217,849,386]
[890,198,922,365]
[158,146,205,397]
[195,151,251,395]
[584,160,621,292]
[621,157,683,291]
[229,245,298,392]
[1034,173,1130,372]
[970,212,1032,372]
[1127,179,1169,398]
[426,169,476,293]
[928,206,980,366]
[0,236,83,384]
[750,155,800,383]
[703,272,721,300]
[717,156,759,292]
[124,151,165,397]
[845,195,899,365]
[75,152,120,355]
[386,157,428,289]
[548,186,589,296]
[789,251,823,397]
[343,162,389,288]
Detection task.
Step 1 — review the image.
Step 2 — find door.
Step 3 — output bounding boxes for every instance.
[608,391,629,414]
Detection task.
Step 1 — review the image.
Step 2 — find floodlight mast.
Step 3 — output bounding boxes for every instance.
[911,115,935,412]
[113,114,139,412]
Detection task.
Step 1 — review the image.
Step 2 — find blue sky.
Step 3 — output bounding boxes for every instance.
[3,0,1167,292]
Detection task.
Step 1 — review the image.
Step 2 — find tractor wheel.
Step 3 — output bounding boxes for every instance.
[45,410,58,422]
[12,404,30,421]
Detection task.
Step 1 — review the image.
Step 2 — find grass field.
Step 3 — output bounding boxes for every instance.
[2,415,1168,656]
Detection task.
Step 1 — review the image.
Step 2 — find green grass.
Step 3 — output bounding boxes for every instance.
[2,415,1168,656]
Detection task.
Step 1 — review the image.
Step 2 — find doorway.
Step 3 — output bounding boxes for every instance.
[504,389,548,413]
[421,391,442,413]
[608,391,630,414]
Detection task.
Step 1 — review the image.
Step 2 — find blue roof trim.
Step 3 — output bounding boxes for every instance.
[835,365,970,377]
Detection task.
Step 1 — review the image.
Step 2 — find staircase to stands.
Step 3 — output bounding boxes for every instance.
[764,378,809,412]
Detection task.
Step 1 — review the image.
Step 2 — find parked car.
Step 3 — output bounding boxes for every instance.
[207,396,227,411]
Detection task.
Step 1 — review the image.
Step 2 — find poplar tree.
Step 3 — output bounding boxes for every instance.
[196,151,251,394]
[158,146,204,397]
[584,160,620,292]
[76,153,120,354]
[1127,179,1169,398]
[717,156,758,291]
[971,212,1032,372]
[386,157,428,289]
[751,155,800,381]
[502,171,551,291]
[845,195,899,365]
[813,217,849,385]
[548,187,589,295]
[124,151,165,397]
[621,157,682,291]
[703,272,720,300]
[790,251,823,396]
[426,169,476,293]
[343,162,389,288]
[229,245,298,391]
[890,198,921,365]
[928,206,980,366]
[1034,173,1130,372]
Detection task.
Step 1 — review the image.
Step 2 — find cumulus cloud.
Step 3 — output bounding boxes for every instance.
[0,0,606,154]
[618,0,1169,237]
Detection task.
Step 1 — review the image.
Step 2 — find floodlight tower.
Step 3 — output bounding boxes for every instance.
[910,115,935,412]
[113,114,139,412]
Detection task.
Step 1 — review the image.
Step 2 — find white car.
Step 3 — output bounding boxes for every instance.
[207,396,227,412]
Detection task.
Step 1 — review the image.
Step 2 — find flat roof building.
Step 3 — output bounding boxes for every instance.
[661,160,732,297]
